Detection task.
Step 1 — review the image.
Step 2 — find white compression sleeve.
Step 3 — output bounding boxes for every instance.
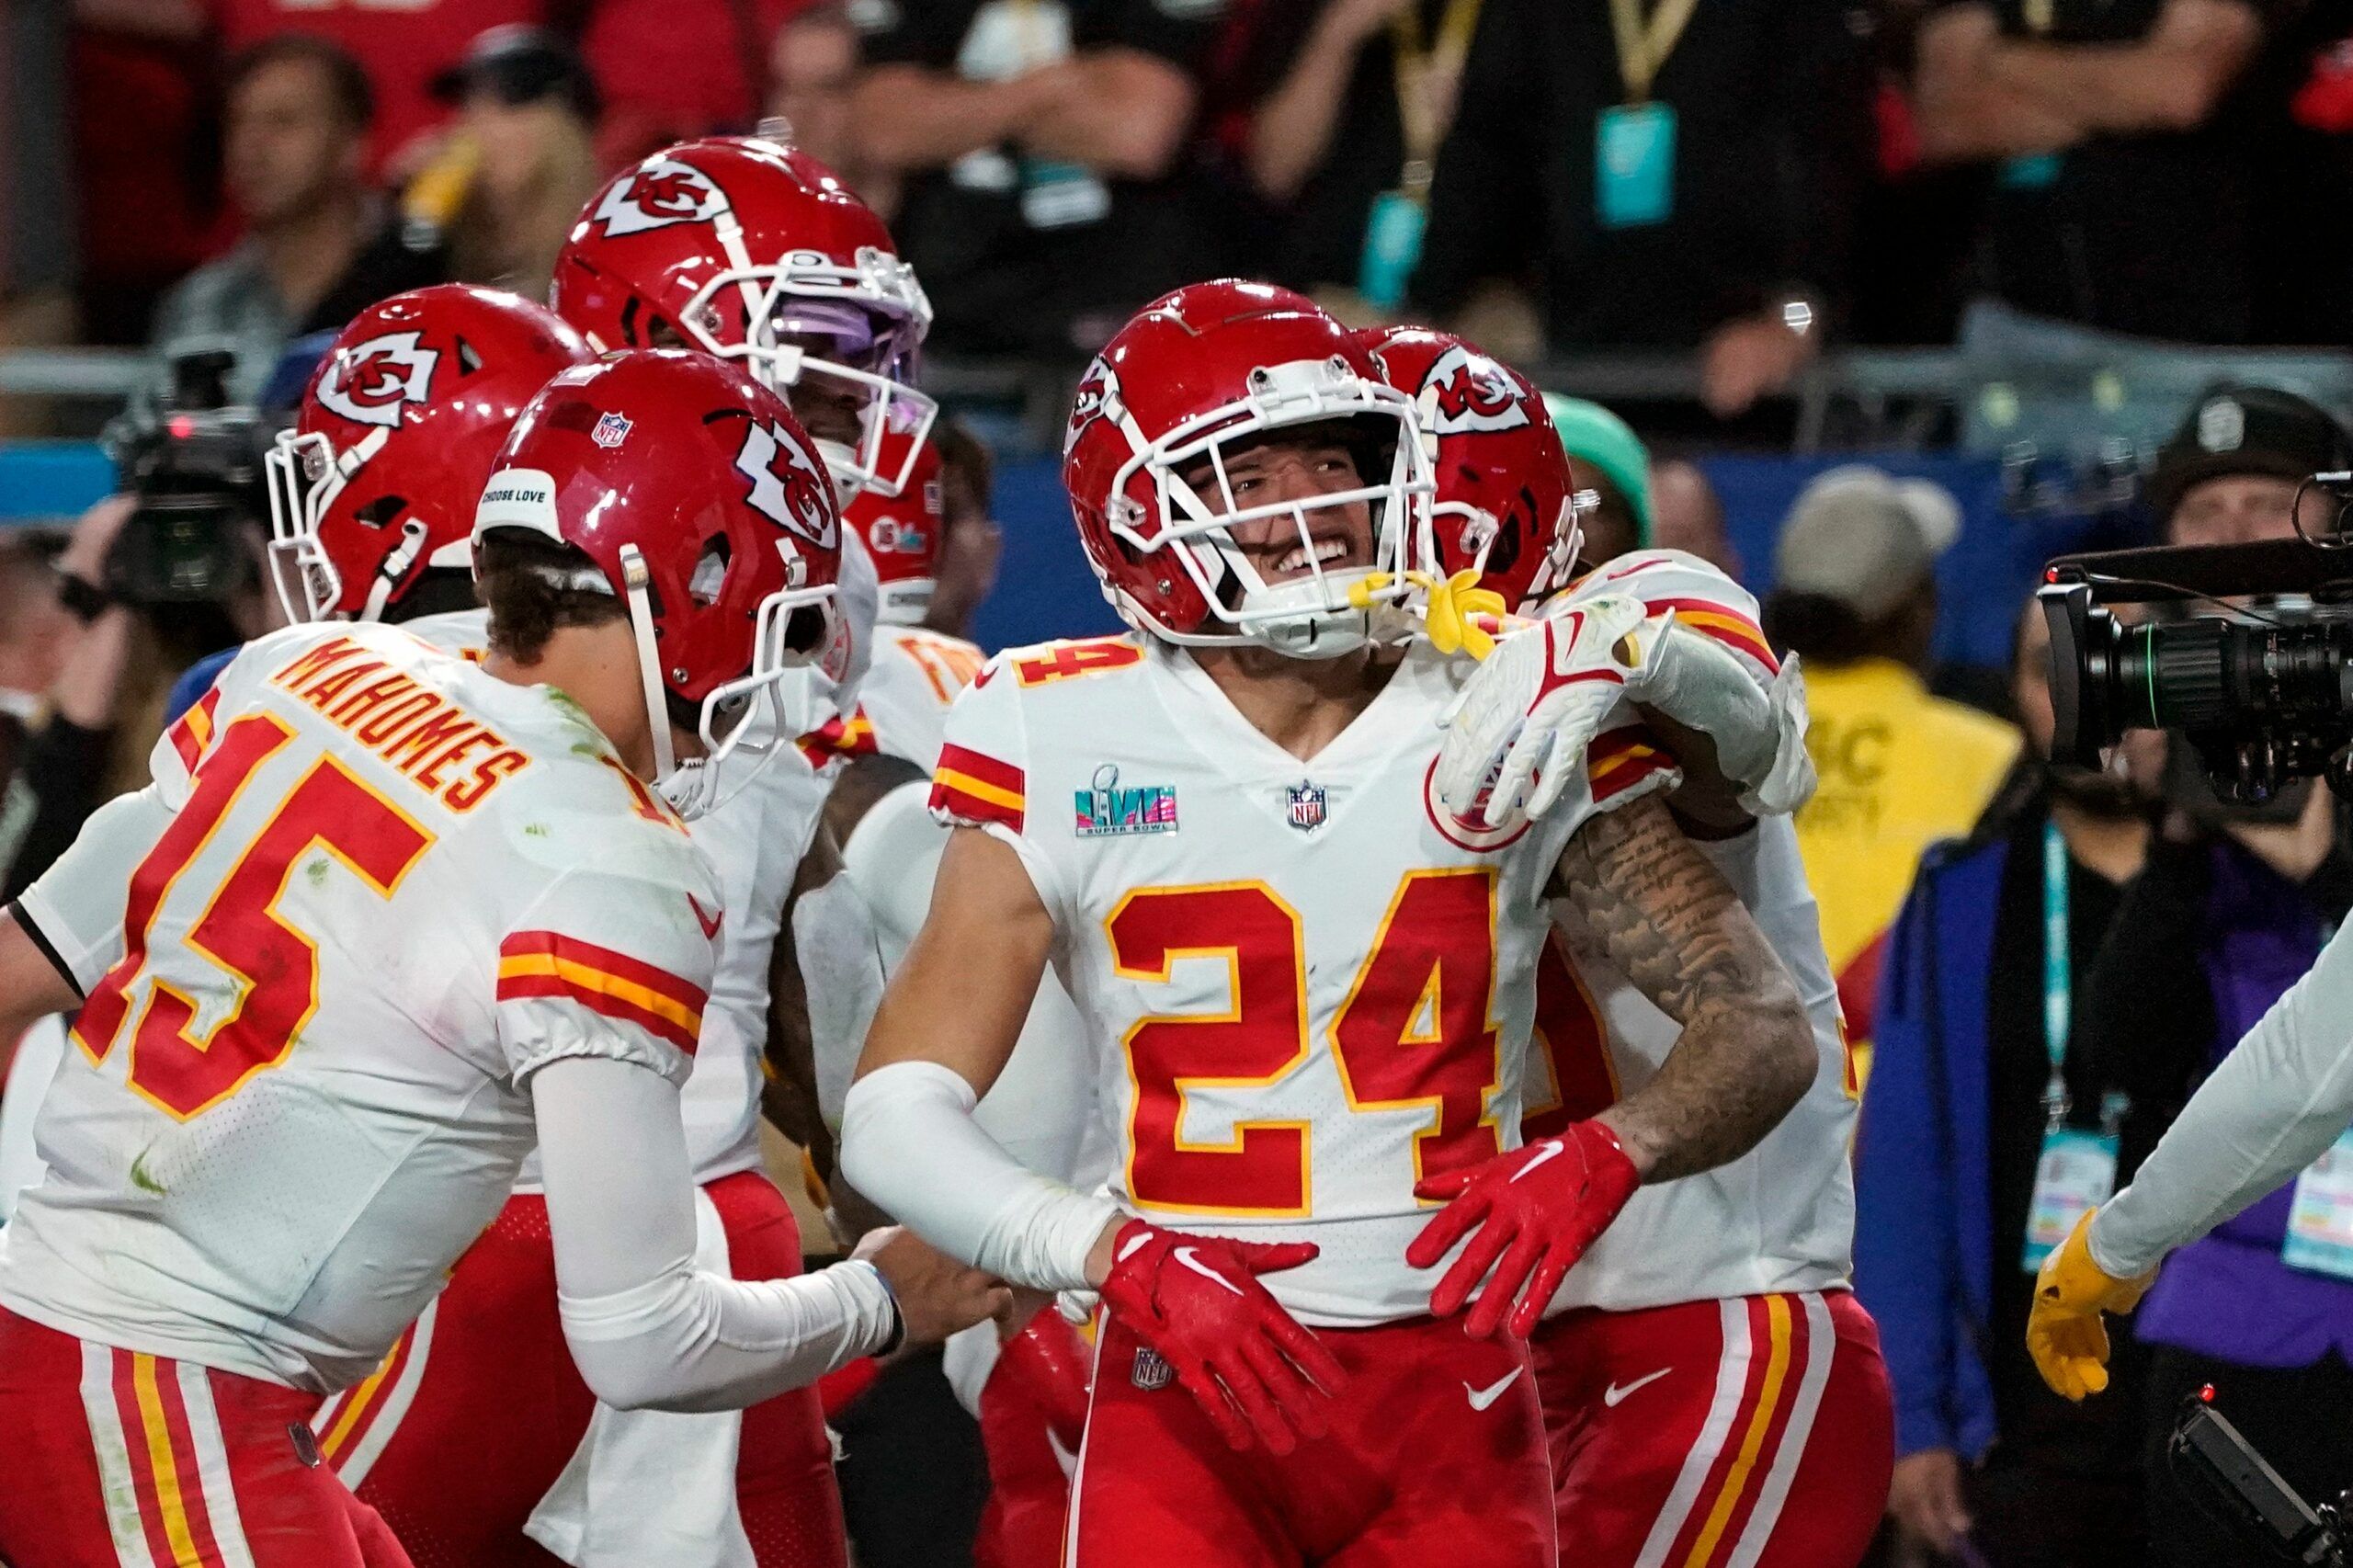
[533,1056,900,1413]
[839,1059,1119,1293]
[2090,916,2353,1278]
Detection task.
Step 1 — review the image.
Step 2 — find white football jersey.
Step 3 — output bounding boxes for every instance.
[406,609,831,1188]
[857,624,985,774]
[929,636,1642,1327]
[1523,552,1857,1312]
[0,621,720,1392]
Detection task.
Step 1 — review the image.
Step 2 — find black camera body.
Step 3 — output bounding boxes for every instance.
[2040,510,2353,802]
[2169,1391,2347,1565]
[102,348,273,607]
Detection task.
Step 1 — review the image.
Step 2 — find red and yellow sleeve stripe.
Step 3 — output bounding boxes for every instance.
[1647,597,1779,675]
[1589,724,1677,805]
[165,687,221,775]
[796,707,879,767]
[931,743,1026,832]
[496,930,706,1054]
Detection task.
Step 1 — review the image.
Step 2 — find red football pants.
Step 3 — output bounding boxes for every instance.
[313,1170,845,1568]
[0,1306,412,1567]
[1534,1290,1893,1568]
[1067,1313,1554,1567]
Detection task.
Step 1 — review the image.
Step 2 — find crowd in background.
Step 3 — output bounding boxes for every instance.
[8,0,2353,408]
[7,3,2353,1566]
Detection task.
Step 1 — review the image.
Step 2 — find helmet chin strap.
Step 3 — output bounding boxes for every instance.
[358,519,431,622]
[618,544,677,787]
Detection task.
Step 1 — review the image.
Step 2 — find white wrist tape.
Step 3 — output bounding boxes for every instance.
[840,1059,1119,1293]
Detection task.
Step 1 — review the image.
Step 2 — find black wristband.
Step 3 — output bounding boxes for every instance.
[55,572,111,626]
[6,897,82,999]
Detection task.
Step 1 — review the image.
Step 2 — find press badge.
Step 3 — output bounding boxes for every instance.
[2022,1128,2120,1271]
[1596,103,1676,229]
[1019,159,1110,230]
[1358,191,1427,311]
[1999,153,2063,189]
[2284,1128,2353,1280]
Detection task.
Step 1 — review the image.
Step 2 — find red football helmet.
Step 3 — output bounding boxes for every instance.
[472,349,849,817]
[846,432,941,625]
[1356,325,1582,615]
[551,136,935,501]
[1062,280,1432,656]
[265,285,594,624]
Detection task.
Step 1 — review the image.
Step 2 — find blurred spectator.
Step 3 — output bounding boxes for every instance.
[583,0,805,166]
[148,36,445,404]
[1,494,278,901]
[849,0,1226,357]
[0,534,73,849]
[1649,456,1741,577]
[926,417,1006,639]
[1912,0,2285,343]
[768,5,879,199]
[4,0,78,433]
[1541,392,1654,566]
[1767,466,2019,1035]
[209,0,550,172]
[1414,0,1875,417]
[2068,385,2353,1568]
[1237,0,1473,314]
[1858,601,2155,1568]
[426,26,603,296]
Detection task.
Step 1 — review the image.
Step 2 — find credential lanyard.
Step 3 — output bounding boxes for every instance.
[1607,0,1703,104]
[1390,0,1483,199]
[2041,818,2072,1126]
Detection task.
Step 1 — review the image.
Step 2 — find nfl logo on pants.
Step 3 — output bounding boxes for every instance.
[1286,780,1326,832]
[1131,1346,1175,1391]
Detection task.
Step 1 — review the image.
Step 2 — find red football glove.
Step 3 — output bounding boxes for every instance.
[1406,1119,1642,1339]
[1096,1221,1347,1455]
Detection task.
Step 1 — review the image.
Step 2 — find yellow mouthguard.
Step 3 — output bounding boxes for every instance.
[1347,570,1510,658]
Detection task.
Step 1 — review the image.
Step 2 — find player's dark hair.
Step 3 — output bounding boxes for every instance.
[477,531,628,665]
[934,415,994,514]
[224,35,376,133]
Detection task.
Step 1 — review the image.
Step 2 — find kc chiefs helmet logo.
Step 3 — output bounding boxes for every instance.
[592,158,730,238]
[1418,344,1529,437]
[314,331,440,428]
[736,420,836,549]
[1064,356,1120,455]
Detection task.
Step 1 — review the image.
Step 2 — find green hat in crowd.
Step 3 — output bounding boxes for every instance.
[1543,392,1654,549]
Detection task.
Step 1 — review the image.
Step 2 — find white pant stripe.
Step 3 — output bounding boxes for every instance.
[176,1360,257,1568]
[335,1296,439,1491]
[1061,1313,1108,1568]
[76,1342,155,1568]
[1724,1294,1835,1568]
[1632,1298,1754,1568]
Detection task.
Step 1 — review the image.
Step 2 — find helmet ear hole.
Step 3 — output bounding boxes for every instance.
[780,603,828,655]
[688,536,731,607]
[355,494,408,529]
[455,337,483,376]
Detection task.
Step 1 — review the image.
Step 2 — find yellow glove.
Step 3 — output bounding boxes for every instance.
[2026,1210,2155,1401]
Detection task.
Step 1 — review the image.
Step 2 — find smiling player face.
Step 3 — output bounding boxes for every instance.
[1180,431,1375,586]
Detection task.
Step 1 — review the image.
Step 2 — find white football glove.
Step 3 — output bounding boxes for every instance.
[1435,594,1655,824]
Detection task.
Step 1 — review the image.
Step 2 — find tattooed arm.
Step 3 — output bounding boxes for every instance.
[1552,795,1815,1183]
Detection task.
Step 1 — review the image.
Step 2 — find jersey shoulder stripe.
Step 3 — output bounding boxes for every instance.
[496,930,708,1053]
[1648,597,1779,673]
[164,685,222,775]
[932,742,1025,831]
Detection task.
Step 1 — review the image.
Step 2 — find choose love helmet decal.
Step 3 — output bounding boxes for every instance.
[472,349,851,818]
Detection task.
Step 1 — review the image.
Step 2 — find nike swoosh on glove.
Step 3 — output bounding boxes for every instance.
[2027,1210,2154,1402]
[1434,595,1659,826]
[1407,1119,1642,1339]
[1097,1221,1347,1455]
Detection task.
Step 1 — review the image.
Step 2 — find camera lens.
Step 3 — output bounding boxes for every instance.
[2116,619,2232,732]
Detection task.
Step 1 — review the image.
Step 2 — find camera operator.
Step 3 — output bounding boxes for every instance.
[0,361,282,903]
[2029,385,2353,1568]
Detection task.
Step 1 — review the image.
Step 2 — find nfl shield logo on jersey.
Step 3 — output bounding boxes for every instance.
[1285,780,1327,833]
[591,412,632,449]
[1131,1346,1176,1391]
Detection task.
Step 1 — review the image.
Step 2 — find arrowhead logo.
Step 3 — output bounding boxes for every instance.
[315,331,439,428]
[736,420,837,548]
